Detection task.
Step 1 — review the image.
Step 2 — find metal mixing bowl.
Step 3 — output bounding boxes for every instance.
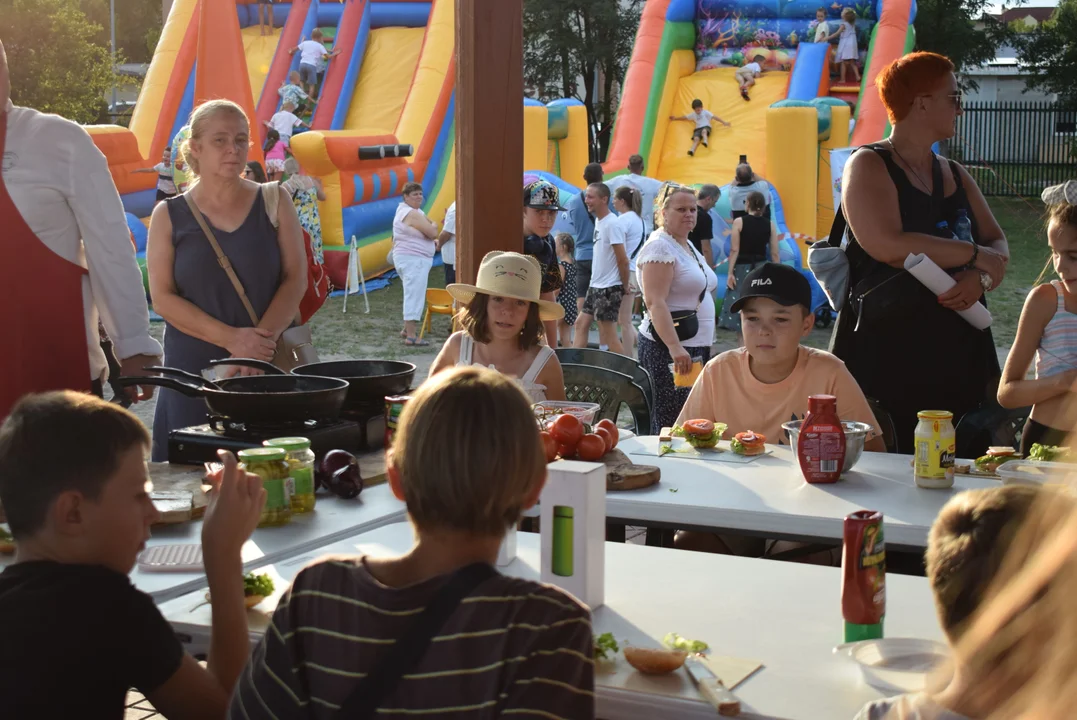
[781,420,874,473]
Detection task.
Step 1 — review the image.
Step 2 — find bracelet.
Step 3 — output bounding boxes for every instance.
[957,242,978,273]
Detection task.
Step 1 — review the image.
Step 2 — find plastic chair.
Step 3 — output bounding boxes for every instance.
[955,401,1031,459]
[561,363,651,435]
[554,348,655,415]
[419,288,456,341]
[866,397,899,455]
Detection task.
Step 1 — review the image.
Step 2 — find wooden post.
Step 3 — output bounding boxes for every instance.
[455,0,524,285]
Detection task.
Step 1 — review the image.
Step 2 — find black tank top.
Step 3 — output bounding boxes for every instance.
[737,214,771,264]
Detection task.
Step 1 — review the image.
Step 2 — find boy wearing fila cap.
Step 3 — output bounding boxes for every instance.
[678,262,884,451]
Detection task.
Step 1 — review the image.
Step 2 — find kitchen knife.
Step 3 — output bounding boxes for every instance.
[685,653,741,716]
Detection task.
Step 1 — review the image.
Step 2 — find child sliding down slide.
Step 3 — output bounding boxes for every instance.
[670,99,731,156]
[735,55,767,101]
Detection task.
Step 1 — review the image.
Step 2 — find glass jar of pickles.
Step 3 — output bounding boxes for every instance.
[237,447,292,527]
[264,437,316,513]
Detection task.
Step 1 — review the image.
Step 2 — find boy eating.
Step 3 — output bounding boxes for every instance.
[857,485,1071,719]
[0,391,266,719]
[678,262,883,450]
[230,367,595,718]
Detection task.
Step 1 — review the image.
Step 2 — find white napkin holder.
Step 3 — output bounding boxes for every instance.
[539,460,606,608]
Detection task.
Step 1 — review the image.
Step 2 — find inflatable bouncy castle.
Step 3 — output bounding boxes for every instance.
[85,0,589,283]
[605,0,917,258]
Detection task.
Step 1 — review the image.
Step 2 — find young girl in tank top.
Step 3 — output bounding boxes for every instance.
[999,182,1077,455]
[429,251,567,402]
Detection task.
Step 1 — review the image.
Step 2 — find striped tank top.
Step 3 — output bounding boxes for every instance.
[1036,280,1077,378]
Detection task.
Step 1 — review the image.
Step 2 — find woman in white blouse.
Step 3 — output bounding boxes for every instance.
[637,182,718,432]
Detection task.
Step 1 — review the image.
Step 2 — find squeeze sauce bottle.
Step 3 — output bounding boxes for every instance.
[797,395,846,484]
[841,510,886,642]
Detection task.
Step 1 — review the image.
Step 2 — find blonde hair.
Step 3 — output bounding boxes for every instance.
[391,366,545,535]
[283,156,300,176]
[179,99,248,178]
[653,181,696,229]
[841,7,856,22]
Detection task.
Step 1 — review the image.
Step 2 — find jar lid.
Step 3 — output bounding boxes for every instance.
[264,436,312,451]
[238,447,287,462]
[917,410,954,420]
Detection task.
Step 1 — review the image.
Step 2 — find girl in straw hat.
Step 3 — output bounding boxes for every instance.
[430,252,567,402]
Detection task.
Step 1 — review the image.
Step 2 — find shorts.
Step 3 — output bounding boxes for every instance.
[575,259,592,299]
[582,285,625,323]
[692,127,710,139]
[256,0,270,4]
[155,189,175,203]
[628,271,640,297]
[735,68,754,84]
[299,63,318,86]
[265,158,286,173]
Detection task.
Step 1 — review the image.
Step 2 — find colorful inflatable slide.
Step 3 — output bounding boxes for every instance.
[87,0,589,280]
[605,0,916,255]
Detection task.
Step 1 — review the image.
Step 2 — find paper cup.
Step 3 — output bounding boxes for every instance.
[669,360,702,388]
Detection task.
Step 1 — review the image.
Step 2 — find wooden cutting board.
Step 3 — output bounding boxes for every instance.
[604,449,660,491]
[149,463,210,523]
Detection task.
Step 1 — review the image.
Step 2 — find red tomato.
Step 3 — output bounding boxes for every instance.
[540,431,558,463]
[576,434,606,462]
[549,414,584,446]
[557,441,577,459]
[594,426,614,453]
[596,419,619,448]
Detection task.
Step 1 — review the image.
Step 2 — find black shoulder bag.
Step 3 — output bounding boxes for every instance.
[843,147,947,332]
[333,563,497,719]
[651,241,709,348]
[630,216,646,260]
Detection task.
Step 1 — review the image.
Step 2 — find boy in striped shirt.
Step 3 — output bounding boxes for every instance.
[230,367,596,719]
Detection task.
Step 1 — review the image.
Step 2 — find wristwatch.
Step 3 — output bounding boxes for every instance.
[980,272,992,292]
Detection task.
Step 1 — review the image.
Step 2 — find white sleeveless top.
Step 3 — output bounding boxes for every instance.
[456,335,554,403]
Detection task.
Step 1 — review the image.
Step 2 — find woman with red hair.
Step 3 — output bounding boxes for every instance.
[831,52,1009,455]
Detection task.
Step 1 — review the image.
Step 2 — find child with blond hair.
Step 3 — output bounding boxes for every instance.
[998,181,1077,454]
[856,484,1074,719]
[828,8,861,84]
[231,366,595,718]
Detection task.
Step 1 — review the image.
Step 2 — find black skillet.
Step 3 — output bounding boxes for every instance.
[113,365,348,422]
[209,359,416,410]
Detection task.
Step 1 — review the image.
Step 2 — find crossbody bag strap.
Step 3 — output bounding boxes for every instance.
[630,217,646,260]
[334,563,498,720]
[687,241,708,307]
[184,193,261,326]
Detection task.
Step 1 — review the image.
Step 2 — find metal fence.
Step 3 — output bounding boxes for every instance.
[950,101,1077,197]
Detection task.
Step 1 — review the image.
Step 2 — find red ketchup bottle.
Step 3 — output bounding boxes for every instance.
[797,395,846,484]
[841,510,886,642]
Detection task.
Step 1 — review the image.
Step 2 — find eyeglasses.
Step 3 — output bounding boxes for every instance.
[947,92,963,109]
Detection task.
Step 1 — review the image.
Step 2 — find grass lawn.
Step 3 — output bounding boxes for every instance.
[307,264,453,371]
[983,196,1050,347]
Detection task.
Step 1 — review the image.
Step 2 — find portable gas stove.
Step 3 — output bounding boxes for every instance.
[167,403,387,465]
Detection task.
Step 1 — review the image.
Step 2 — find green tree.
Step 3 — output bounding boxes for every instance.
[1015,0,1077,102]
[523,0,644,162]
[914,0,1014,87]
[79,0,162,65]
[2,0,117,123]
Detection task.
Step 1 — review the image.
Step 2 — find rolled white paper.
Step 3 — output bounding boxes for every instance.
[904,253,992,330]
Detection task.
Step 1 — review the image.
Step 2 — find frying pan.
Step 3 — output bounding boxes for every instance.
[216,359,416,409]
[113,365,348,422]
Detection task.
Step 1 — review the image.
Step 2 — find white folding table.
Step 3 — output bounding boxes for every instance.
[159,521,946,720]
[0,484,406,603]
[606,436,998,549]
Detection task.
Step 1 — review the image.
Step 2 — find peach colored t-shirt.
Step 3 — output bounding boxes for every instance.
[676,346,880,446]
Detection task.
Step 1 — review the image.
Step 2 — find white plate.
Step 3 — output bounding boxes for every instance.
[834,637,950,693]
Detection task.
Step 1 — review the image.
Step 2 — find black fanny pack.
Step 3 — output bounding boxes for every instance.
[651,243,708,348]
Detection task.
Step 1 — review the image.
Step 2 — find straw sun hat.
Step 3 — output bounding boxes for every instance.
[447,251,565,322]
